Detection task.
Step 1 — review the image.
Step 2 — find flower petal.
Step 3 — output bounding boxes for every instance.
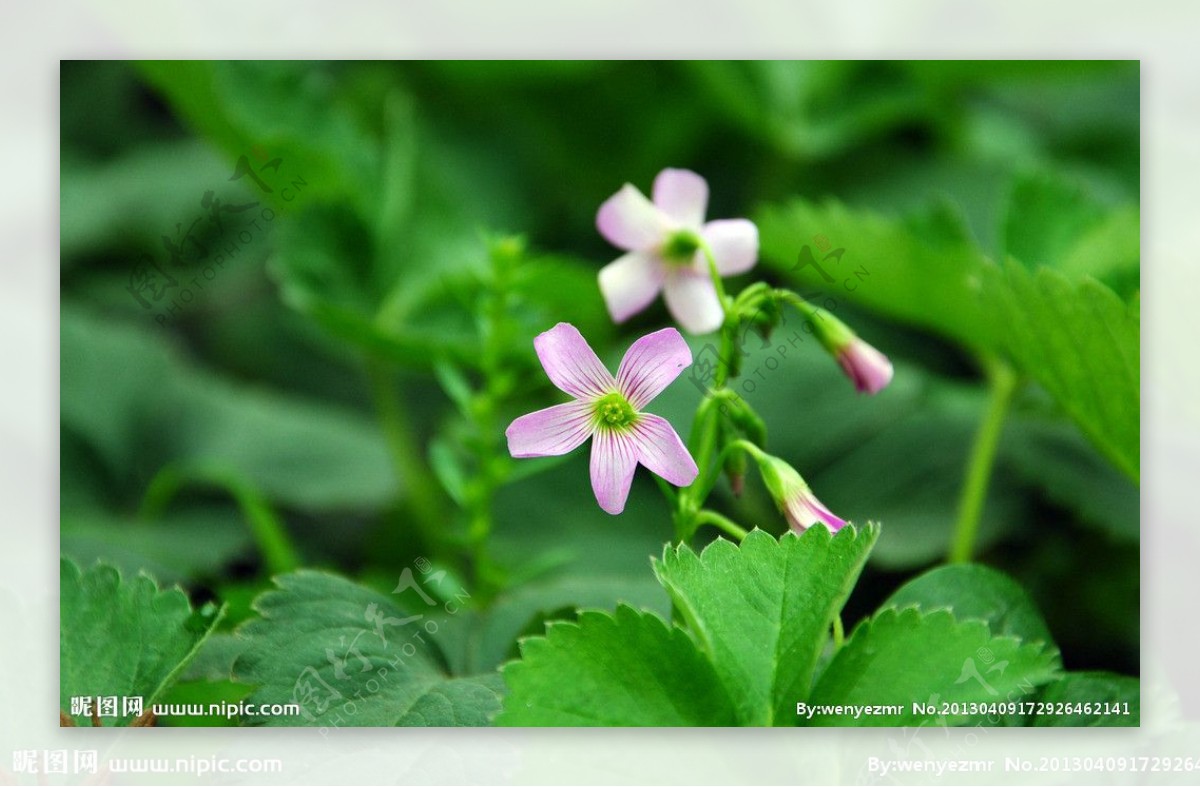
[505,402,594,458]
[837,339,894,395]
[784,491,847,533]
[652,168,708,229]
[662,271,725,334]
[615,327,693,409]
[533,323,616,400]
[596,184,668,251]
[701,219,758,276]
[598,251,666,324]
[590,428,639,515]
[631,413,698,487]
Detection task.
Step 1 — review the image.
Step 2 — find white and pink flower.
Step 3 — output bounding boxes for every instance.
[596,168,758,334]
[505,323,699,515]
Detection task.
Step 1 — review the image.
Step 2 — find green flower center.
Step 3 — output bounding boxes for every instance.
[661,230,701,265]
[593,391,637,431]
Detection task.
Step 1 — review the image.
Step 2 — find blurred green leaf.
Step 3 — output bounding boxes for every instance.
[137,61,384,216]
[61,508,251,585]
[61,306,397,511]
[757,199,1139,482]
[1003,413,1138,540]
[981,262,1139,482]
[1002,169,1138,297]
[61,559,222,726]
[655,526,878,725]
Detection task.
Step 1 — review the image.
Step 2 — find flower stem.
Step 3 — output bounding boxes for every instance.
[140,464,298,576]
[367,360,447,556]
[948,357,1019,564]
[694,509,749,541]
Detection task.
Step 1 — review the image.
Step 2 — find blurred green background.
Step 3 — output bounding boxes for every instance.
[60,61,1140,706]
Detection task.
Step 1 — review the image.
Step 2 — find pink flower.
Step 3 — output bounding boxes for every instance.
[596,168,758,334]
[757,453,846,533]
[505,323,699,515]
[836,338,894,395]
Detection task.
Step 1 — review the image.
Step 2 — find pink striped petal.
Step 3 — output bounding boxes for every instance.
[701,219,758,276]
[836,339,894,394]
[631,414,698,487]
[596,184,668,251]
[652,168,708,229]
[784,490,848,533]
[662,271,725,334]
[506,402,594,458]
[533,323,616,400]
[598,251,666,323]
[590,428,639,515]
[615,327,692,409]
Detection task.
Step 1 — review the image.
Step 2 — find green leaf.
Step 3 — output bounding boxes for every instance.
[1033,672,1139,727]
[757,199,994,348]
[496,605,736,726]
[61,508,252,585]
[654,526,878,725]
[137,61,384,217]
[60,305,398,511]
[232,571,501,726]
[1003,413,1138,540]
[807,608,1060,726]
[981,262,1139,482]
[396,674,506,726]
[883,564,1056,647]
[1002,170,1139,297]
[756,199,1139,482]
[60,558,222,726]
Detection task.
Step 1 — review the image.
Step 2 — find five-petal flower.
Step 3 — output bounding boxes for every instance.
[596,168,759,334]
[506,323,699,514]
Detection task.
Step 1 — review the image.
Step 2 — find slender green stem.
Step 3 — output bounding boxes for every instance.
[140,464,299,575]
[367,360,447,555]
[694,509,749,541]
[693,438,764,503]
[948,358,1019,564]
[833,615,845,649]
[653,475,678,507]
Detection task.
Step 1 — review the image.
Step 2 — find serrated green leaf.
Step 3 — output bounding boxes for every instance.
[1001,170,1139,297]
[981,262,1139,482]
[232,571,501,727]
[883,564,1057,647]
[397,673,506,726]
[756,199,1139,482]
[807,608,1060,726]
[654,526,878,725]
[1003,170,1108,270]
[496,605,736,726]
[60,558,222,726]
[1033,672,1139,727]
[757,199,994,348]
